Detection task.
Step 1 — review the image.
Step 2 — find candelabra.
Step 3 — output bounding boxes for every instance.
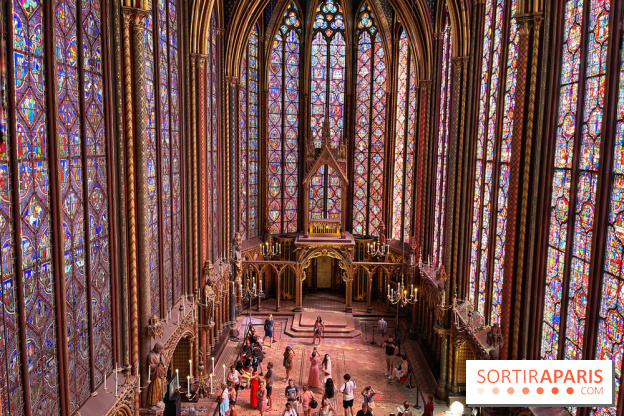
[367,238,389,259]
[387,276,417,339]
[240,272,264,318]
[261,240,282,258]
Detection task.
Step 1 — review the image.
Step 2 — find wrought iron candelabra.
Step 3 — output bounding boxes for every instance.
[261,240,282,258]
[367,238,389,259]
[240,272,264,317]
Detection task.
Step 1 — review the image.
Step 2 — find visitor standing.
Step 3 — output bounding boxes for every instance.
[308,350,322,388]
[399,401,413,416]
[283,346,296,381]
[313,316,325,345]
[377,317,388,344]
[356,404,372,416]
[250,371,260,408]
[322,378,339,412]
[257,381,268,416]
[360,386,376,414]
[423,396,434,416]
[217,383,230,416]
[339,374,356,416]
[229,401,238,416]
[285,379,301,414]
[318,398,336,416]
[381,335,398,375]
[282,402,298,416]
[265,362,275,410]
[264,314,275,343]
[320,353,332,384]
[300,385,315,416]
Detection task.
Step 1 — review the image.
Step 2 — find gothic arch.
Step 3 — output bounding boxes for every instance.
[438,0,470,57]
[299,247,354,279]
[190,0,222,54]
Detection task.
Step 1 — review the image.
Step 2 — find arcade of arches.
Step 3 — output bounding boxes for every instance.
[0,0,622,414]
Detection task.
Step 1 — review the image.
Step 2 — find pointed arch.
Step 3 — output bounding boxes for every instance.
[352,1,388,236]
[267,2,302,234]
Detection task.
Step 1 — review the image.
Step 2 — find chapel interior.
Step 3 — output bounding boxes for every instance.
[0,0,621,414]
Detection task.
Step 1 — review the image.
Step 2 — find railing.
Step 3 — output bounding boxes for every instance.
[308,218,341,236]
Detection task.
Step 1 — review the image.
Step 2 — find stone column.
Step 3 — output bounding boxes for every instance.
[276,273,282,311]
[128,8,152,407]
[295,270,303,311]
[367,274,373,313]
[345,274,353,313]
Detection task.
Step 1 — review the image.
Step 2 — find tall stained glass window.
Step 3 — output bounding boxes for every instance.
[268,2,300,234]
[391,31,417,242]
[352,2,386,236]
[144,0,183,314]
[207,11,219,259]
[0,0,113,409]
[468,0,518,324]
[540,0,611,362]
[310,0,345,147]
[239,23,260,240]
[432,15,452,265]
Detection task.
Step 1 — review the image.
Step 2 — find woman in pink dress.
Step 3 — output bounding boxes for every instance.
[308,350,322,388]
[256,381,268,416]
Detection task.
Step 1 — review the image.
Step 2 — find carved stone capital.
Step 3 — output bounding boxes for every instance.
[146,315,165,340]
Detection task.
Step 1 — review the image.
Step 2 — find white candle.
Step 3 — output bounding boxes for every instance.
[212,357,215,374]
[260,279,262,292]
[183,300,186,316]
[115,372,118,396]
[138,374,141,392]
[104,371,107,390]
[222,364,226,384]
[210,373,213,395]
[387,284,390,297]
[148,366,151,383]
[187,375,190,394]
[189,359,193,379]
[411,284,413,296]
[176,369,179,389]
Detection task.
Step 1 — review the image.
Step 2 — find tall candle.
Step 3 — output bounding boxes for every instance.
[104,371,107,390]
[259,279,262,292]
[148,366,151,383]
[183,300,186,316]
[187,375,190,394]
[115,371,118,396]
[223,364,226,384]
[212,357,214,374]
[210,373,213,395]
[176,369,179,389]
[189,359,193,379]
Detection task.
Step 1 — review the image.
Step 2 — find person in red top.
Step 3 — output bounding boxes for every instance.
[423,396,434,416]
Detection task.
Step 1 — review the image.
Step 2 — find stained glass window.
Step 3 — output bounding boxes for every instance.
[268,2,300,234]
[468,0,518,324]
[391,31,417,242]
[12,0,61,411]
[310,0,345,148]
[143,0,182,313]
[207,11,219,260]
[309,165,341,219]
[597,31,624,416]
[432,15,452,265]
[352,2,386,236]
[541,0,611,362]
[239,23,260,240]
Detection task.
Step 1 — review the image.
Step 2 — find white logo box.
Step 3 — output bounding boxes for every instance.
[466,360,615,407]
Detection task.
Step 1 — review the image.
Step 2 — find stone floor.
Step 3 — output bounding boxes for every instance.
[180,303,451,416]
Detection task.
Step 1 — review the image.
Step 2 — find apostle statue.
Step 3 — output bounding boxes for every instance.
[145,342,166,409]
[231,232,243,279]
[377,222,386,245]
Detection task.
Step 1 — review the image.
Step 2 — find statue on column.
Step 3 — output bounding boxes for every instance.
[378,222,386,245]
[263,217,272,242]
[145,342,166,409]
[232,232,243,285]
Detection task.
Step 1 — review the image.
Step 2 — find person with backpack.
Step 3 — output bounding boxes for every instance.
[285,378,301,414]
[283,346,296,381]
[339,374,356,416]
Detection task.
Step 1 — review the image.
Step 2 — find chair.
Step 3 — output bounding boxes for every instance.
[399,366,413,388]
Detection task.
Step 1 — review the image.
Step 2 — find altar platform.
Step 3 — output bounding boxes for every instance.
[294,231,356,246]
[284,310,361,339]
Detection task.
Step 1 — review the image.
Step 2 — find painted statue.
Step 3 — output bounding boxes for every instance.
[146,342,167,409]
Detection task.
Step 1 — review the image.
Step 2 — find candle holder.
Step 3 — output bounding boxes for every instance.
[387,276,418,340]
[241,272,264,318]
[261,236,282,258]
[366,237,389,259]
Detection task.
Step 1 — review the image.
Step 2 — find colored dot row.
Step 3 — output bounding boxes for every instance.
[476,387,575,395]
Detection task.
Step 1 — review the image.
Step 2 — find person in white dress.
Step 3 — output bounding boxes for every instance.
[320,353,332,384]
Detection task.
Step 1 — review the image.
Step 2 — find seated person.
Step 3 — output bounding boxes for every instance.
[389,355,409,383]
[235,360,252,386]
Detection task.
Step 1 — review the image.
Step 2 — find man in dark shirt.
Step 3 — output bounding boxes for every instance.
[356,403,373,416]
[381,335,398,375]
[265,362,275,409]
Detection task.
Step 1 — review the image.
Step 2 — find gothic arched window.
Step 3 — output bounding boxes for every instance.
[0,0,114,410]
[391,31,417,242]
[310,0,345,147]
[432,15,452,265]
[144,0,183,316]
[352,2,387,236]
[207,11,220,259]
[268,2,300,234]
[468,0,518,324]
[239,23,260,239]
